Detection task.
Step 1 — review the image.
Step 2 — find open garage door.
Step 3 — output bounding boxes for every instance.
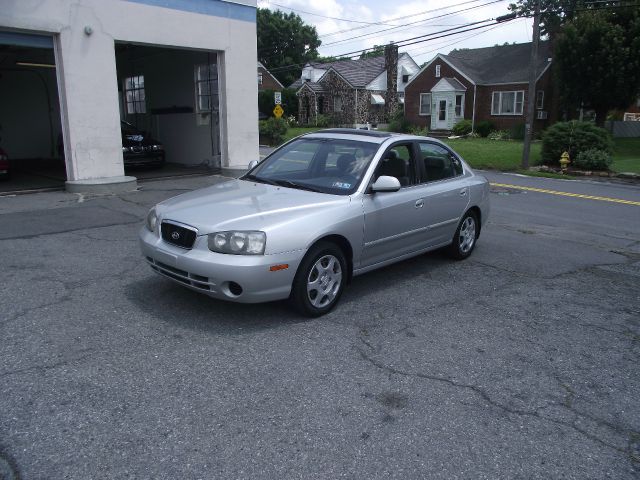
[0,31,66,193]
[115,43,222,180]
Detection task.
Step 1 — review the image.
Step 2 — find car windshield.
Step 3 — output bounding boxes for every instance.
[244,138,378,195]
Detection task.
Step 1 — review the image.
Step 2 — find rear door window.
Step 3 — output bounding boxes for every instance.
[418,143,463,182]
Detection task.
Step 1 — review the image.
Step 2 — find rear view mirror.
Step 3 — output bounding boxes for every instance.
[247,160,259,170]
[371,175,401,193]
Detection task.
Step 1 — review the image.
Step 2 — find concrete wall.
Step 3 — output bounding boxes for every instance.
[0,0,258,183]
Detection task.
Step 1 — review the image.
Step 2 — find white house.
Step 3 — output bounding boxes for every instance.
[0,0,259,192]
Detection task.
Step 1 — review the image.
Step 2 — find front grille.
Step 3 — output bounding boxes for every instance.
[161,220,197,249]
[146,257,215,291]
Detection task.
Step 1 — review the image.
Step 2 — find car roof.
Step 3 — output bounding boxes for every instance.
[301,128,445,145]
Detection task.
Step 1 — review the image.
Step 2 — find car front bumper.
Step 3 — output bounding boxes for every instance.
[139,228,304,303]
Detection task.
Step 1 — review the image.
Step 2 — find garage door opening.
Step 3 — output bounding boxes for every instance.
[0,31,65,193]
[115,43,222,180]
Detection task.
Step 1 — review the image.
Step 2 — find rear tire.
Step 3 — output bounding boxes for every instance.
[290,241,347,317]
[447,210,478,260]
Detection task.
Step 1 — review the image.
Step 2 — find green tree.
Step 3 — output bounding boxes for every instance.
[257,9,321,87]
[359,45,385,59]
[555,7,640,124]
[508,0,581,37]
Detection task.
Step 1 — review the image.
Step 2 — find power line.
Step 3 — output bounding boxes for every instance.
[318,0,494,38]
[320,0,506,48]
[269,2,406,27]
[266,16,518,74]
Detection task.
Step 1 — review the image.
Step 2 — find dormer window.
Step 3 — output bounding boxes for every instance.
[435,65,441,78]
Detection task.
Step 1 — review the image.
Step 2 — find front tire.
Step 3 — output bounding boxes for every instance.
[290,241,347,317]
[447,210,478,260]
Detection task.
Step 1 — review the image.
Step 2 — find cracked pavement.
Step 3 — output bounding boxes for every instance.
[0,172,639,479]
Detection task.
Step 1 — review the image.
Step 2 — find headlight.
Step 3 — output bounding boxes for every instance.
[146,208,158,232]
[208,231,266,255]
[122,146,130,153]
[152,145,164,151]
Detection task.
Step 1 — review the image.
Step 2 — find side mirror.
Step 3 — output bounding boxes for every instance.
[247,160,259,170]
[370,175,401,193]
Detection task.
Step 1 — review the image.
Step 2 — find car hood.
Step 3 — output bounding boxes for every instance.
[157,178,351,234]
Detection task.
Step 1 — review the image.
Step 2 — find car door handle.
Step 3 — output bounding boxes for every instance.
[415,199,424,208]
[459,188,467,196]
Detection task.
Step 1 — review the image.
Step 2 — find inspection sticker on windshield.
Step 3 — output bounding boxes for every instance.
[332,181,351,189]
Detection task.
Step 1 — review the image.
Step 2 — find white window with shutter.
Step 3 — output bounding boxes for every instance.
[435,65,441,78]
[536,90,544,109]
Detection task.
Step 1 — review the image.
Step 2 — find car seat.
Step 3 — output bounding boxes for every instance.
[378,150,410,186]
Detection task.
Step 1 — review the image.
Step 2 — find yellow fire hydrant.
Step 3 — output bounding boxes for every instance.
[559,151,570,173]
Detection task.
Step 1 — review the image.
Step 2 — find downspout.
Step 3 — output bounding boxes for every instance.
[471,84,477,132]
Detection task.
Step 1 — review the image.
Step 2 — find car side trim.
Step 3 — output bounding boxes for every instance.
[363,217,459,248]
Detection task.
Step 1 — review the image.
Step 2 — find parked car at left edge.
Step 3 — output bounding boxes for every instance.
[0,148,9,180]
[121,120,165,168]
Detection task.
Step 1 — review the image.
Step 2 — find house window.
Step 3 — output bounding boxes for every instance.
[258,72,263,86]
[491,90,524,115]
[402,74,409,83]
[195,63,219,113]
[536,90,544,109]
[419,93,431,115]
[334,96,343,112]
[455,94,463,117]
[435,65,441,78]
[318,96,325,114]
[125,75,146,114]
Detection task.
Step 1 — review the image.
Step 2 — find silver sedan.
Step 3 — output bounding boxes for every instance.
[139,129,490,316]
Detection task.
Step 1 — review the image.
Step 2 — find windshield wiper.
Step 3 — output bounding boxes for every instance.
[242,174,279,186]
[273,179,323,193]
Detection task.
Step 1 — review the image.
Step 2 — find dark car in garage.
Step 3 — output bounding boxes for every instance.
[121,120,165,168]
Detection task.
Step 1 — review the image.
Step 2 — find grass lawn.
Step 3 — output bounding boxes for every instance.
[442,138,542,171]
[610,138,640,174]
[281,127,321,144]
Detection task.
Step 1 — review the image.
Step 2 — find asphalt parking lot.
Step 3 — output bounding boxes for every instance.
[1,172,639,479]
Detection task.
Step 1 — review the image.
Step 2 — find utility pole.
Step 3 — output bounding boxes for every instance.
[522,0,541,169]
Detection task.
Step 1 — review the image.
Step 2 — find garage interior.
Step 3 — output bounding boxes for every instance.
[0,32,65,193]
[115,43,222,177]
[0,35,223,195]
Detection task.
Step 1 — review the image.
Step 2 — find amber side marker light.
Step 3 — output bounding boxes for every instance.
[270,264,289,272]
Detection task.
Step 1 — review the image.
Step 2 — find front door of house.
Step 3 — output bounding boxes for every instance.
[436,98,448,129]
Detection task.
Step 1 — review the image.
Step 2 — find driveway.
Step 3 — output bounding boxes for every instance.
[0,172,639,479]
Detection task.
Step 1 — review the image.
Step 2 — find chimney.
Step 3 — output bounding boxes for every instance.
[384,43,399,119]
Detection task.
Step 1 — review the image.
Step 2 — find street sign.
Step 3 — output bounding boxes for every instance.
[273,104,284,118]
[274,91,282,105]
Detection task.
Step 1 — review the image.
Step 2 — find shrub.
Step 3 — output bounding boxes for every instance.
[408,125,429,136]
[388,109,411,133]
[488,130,511,140]
[452,119,472,136]
[474,120,495,138]
[316,114,331,128]
[259,117,288,145]
[574,149,612,171]
[541,121,612,165]
[510,122,526,140]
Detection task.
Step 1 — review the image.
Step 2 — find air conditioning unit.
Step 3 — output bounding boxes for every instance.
[536,110,548,120]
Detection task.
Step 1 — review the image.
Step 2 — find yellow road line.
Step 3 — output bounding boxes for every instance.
[491,183,640,206]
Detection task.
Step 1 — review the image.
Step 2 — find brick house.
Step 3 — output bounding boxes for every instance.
[405,42,556,133]
[257,61,284,91]
[289,45,419,127]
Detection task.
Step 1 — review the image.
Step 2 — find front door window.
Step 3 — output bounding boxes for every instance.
[439,100,447,121]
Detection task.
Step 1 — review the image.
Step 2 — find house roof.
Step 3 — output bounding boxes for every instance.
[290,55,389,90]
[443,41,552,85]
[257,61,284,89]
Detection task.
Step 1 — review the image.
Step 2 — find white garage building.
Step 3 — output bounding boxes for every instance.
[0,0,259,192]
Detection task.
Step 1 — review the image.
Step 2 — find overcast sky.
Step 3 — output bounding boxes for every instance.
[257,0,534,63]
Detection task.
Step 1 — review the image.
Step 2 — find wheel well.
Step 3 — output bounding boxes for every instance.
[467,206,481,237]
[312,234,354,284]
